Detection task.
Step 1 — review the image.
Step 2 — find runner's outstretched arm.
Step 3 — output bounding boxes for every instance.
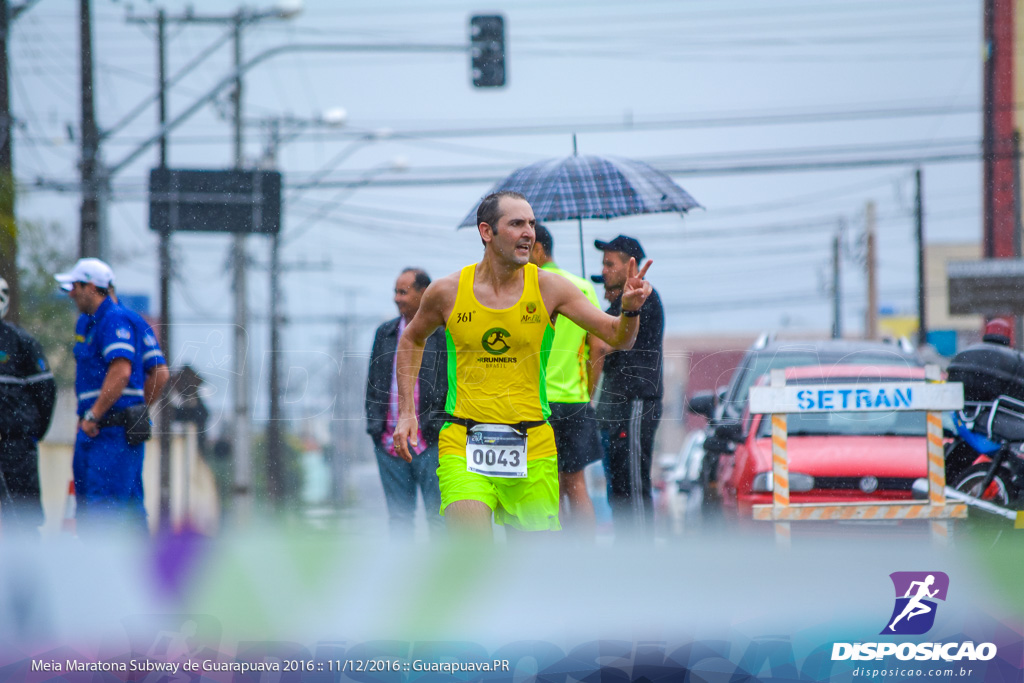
[393,277,454,462]
[544,257,653,350]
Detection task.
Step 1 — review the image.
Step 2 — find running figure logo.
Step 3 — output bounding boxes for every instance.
[881,571,949,635]
[482,328,512,355]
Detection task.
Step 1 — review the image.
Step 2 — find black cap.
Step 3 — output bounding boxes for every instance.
[590,274,604,284]
[594,234,645,261]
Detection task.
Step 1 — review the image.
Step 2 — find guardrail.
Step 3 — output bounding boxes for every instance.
[747,365,966,545]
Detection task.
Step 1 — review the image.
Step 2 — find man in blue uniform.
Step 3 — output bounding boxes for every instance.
[56,258,152,533]
[0,277,56,531]
[110,285,170,406]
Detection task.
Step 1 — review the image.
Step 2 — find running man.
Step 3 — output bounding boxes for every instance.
[393,191,653,535]
[888,574,938,631]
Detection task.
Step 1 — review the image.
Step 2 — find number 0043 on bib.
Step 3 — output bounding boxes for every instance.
[465,424,528,478]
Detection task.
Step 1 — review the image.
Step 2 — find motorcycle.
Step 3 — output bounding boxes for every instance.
[945,340,1024,514]
[946,397,1024,509]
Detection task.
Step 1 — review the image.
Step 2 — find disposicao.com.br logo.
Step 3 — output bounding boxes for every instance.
[883,571,949,635]
[831,571,997,663]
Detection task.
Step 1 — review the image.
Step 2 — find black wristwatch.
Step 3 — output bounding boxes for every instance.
[622,308,641,318]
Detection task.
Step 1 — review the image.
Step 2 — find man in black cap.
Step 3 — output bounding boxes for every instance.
[593,235,664,539]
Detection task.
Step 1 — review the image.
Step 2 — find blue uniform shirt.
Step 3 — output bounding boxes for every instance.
[121,306,166,371]
[74,297,146,416]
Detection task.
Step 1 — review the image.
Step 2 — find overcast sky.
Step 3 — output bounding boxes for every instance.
[10,0,983,421]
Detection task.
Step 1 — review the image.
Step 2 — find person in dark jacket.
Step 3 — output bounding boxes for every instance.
[365,268,447,539]
[593,236,664,539]
[0,277,57,531]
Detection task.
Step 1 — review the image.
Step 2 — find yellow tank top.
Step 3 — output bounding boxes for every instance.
[444,263,555,423]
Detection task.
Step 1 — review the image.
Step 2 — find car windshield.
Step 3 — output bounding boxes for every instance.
[732,350,919,407]
[757,409,926,438]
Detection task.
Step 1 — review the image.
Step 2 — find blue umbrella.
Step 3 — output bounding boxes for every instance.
[458,153,701,276]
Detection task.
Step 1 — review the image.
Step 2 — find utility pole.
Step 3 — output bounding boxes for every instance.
[155,8,173,529]
[915,167,927,347]
[1014,131,1023,350]
[832,220,843,340]
[230,11,253,521]
[79,0,102,258]
[982,0,1018,344]
[257,115,339,509]
[0,0,16,323]
[266,120,284,507]
[864,201,878,340]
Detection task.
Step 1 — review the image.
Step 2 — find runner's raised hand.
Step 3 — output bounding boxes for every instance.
[621,257,653,313]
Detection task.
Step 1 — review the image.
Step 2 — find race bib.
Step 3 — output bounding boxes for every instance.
[465,424,528,478]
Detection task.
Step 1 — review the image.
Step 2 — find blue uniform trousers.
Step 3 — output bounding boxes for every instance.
[73,425,147,533]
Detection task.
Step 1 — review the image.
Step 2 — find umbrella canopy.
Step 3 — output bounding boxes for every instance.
[458,154,701,228]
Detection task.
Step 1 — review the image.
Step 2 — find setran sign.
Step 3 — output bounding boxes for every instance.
[947,259,1024,315]
[149,168,282,235]
[749,381,963,414]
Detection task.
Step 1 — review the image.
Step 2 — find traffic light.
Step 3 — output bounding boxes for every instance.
[470,14,505,88]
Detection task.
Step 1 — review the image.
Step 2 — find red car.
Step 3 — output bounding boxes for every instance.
[717,364,932,524]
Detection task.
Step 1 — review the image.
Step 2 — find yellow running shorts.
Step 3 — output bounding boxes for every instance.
[437,422,560,531]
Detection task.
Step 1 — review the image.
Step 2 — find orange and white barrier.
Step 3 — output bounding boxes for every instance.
[749,365,966,545]
[751,500,965,522]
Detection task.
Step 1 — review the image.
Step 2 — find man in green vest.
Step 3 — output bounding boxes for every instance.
[529,224,604,535]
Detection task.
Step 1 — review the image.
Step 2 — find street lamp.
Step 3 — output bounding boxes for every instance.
[273,0,305,20]
[321,107,348,128]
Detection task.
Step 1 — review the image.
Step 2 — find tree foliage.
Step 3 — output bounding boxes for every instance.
[16,221,77,386]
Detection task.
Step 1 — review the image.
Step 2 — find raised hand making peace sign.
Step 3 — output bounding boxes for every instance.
[620,257,654,314]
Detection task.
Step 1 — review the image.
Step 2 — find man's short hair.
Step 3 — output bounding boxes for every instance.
[476,190,528,230]
[534,223,553,256]
[401,268,431,292]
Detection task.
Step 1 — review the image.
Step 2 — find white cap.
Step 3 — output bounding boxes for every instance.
[55,258,115,292]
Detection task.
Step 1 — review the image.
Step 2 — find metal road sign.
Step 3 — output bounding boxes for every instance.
[947,259,1024,315]
[149,168,282,235]
[749,382,964,414]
